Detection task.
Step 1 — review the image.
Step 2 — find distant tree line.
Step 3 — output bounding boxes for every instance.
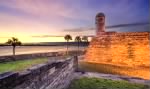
[4,35,89,56]
[64,34,88,55]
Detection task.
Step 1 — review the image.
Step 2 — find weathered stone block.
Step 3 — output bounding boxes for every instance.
[0,56,78,89]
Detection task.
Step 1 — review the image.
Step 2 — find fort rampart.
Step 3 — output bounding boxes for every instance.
[0,56,78,89]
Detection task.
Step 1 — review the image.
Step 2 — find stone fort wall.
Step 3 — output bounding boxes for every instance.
[0,56,78,89]
[85,32,149,67]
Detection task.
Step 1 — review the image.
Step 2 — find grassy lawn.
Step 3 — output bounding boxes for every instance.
[68,77,149,89]
[0,58,48,73]
[79,61,150,79]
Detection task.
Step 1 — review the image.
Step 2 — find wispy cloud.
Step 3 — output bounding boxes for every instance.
[107,22,149,29]
[0,0,90,37]
[63,22,150,32]
[0,0,86,20]
[64,27,94,32]
[0,0,149,42]
[32,35,64,38]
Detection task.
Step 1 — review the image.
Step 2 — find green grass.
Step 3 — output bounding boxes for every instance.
[0,58,49,73]
[79,61,150,79]
[68,77,149,89]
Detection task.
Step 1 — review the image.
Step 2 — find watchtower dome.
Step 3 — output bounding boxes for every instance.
[95,13,105,35]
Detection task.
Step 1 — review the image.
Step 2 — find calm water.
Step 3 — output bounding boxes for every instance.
[0,46,85,56]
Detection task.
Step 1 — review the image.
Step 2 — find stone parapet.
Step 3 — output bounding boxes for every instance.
[0,56,78,89]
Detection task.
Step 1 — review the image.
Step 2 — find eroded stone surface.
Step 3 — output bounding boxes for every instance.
[0,56,78,89]
[85,32,150,67]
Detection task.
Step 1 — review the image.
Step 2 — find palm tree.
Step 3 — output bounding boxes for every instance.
[82,36,88,42]
[6,37,21,55]
[82,36,88,50]
[75,36,82,53]
[64,34,72,54]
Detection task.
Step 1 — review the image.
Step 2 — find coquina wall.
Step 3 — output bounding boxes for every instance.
[0,56,78,89]
[85,32,150,67]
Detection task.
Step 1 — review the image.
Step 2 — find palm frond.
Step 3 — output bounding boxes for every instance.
[5,37,21,46]
[64,34,72,41]
[6,39,13,44]
[75,36,82,42]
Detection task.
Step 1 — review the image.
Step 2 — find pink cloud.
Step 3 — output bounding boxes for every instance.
[0,0,84,20]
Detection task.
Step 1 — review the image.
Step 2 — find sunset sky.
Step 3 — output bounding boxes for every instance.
[0,0,149,43]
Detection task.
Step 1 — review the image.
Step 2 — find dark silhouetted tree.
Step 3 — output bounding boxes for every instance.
[64,34,72,54]
[6,37,21,55]
[82,36,88,42]
[75,36,82,53]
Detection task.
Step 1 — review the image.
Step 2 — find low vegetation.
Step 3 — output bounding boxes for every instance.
[68,77,149,89]
[6,37,22,55]
[0,58,48,73]
[79,61,149,79]
[64,34,72,55]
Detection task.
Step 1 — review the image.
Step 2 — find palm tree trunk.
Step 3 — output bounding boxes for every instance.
[78,42,79,55]
[67,40,69,55]
[13,46,15,55]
